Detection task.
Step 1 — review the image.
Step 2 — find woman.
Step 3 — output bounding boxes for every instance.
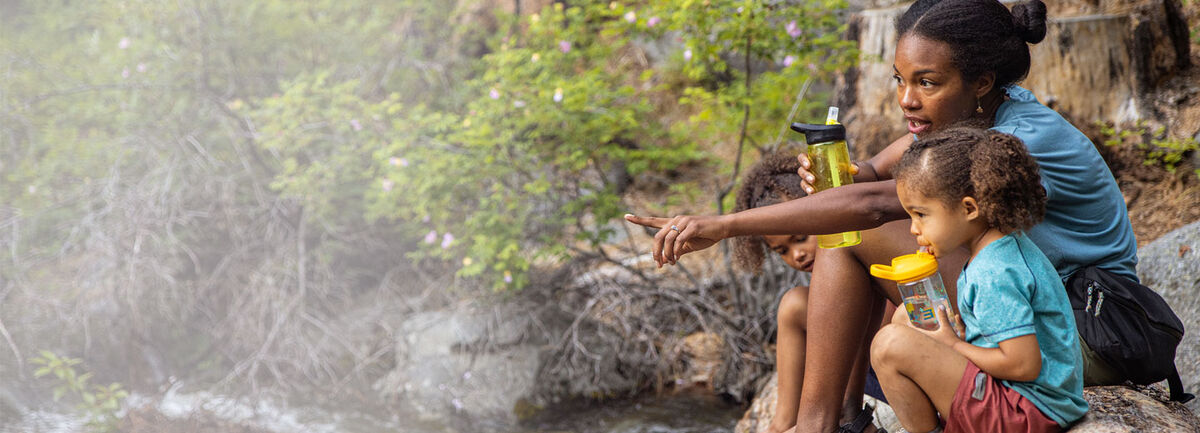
[626,1,1135,432]
[733,153,894,433]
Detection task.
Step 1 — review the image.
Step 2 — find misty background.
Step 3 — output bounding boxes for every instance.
[0,0,855,431]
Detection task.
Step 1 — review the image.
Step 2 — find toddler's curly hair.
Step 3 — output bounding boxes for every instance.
[733,152,808,272]
[892,127,1046,233]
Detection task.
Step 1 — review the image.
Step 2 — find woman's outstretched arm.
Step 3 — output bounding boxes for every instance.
[626,179,908,266]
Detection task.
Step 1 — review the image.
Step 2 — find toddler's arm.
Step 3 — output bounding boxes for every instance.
[952,334,1041,382]
[922,306,1042,382]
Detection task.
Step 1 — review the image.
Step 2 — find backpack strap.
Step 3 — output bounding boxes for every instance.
[1168,366,1195,403]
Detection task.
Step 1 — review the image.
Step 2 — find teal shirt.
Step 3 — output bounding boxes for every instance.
[957,232,1088,427]
[991,86,1139,282]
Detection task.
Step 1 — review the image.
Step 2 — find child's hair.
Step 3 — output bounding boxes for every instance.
[892,126,1046,233]
[733,152,808,272]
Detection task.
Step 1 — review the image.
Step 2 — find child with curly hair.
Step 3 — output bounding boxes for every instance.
[734,153,893,433]
[870,127,1086,433]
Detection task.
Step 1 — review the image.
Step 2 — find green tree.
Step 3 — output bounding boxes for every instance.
[250,0,854,290]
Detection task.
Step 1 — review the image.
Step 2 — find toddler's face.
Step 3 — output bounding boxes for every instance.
[763,234,818,272]
[897,181,972,259]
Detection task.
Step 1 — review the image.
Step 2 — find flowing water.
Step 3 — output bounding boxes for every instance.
[2,387,743,433]
[520,391,743,433]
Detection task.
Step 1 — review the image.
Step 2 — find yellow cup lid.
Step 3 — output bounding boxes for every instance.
[869,252,939,284]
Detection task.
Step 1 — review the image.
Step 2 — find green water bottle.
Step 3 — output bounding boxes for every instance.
[790,108,862,249]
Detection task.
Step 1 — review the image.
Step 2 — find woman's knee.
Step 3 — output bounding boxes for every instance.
[777,285,809,328]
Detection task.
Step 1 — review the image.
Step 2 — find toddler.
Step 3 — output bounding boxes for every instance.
[870,127,1087,433]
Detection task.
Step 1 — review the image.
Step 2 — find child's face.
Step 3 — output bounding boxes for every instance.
[763,234,818,272]
[896,180,973,258]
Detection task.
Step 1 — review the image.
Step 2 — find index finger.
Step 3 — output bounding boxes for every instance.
[625,214,670,229]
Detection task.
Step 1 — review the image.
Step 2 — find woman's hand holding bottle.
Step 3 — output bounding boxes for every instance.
[796,153,860,195]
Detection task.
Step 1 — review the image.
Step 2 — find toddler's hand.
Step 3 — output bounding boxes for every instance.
[915,305,962,347]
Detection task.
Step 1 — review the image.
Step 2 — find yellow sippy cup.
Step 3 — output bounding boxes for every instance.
[870,252,960,335]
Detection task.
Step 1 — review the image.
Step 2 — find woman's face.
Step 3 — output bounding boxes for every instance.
[763,234,818,272]
[893,34,982,138]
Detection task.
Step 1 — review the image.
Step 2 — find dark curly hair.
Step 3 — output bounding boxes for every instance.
[892,126,1046,234]
[732,152,808,273]
[897,0,1047,89]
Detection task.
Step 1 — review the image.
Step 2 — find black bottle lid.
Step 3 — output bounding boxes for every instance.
[790,123,846,144]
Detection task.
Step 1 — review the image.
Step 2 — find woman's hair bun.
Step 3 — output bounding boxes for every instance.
[1011,0,1047,44]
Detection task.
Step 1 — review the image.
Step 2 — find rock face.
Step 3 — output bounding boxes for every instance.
[681,332,725,388]
[1138,220,1200,414]
[734,373,902,433]
[375,306,544,426]
[734,374,777,433]
[1071,384,1200,432]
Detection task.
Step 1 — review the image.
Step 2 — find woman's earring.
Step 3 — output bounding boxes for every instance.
[976,99,984,114]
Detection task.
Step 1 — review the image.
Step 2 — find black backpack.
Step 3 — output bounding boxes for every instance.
[1066,265,1193,402]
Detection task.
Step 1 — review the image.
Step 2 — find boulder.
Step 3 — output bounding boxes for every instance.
[734,373,901,433]
[374,274,644,429]
[375,304,544,426]
[681,332,725,388]
[734,374,778,433]
[1137,220,1200,413]
[1071,384,1200,432]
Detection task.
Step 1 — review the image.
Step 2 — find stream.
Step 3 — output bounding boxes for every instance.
[519,390,743,433]
[1,387,743,433]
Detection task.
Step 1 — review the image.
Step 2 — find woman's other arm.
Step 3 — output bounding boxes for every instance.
[862,133,914,181]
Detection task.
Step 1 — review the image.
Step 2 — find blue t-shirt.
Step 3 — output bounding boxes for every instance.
[957,232,1088,427]
[991,86,1139,282]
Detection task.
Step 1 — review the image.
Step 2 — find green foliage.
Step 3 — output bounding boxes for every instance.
[650,0,855,153]
[31,351,128,430]
[1096,120,1200,177]
[4,0,857,293]
[246,0,854,290]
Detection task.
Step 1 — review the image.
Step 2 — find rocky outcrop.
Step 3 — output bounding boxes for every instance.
[1071,384,1200,432]
[1138,220,1200,414]
[734,374,778,433]
[734,374,901,433]
[375,306,545,426]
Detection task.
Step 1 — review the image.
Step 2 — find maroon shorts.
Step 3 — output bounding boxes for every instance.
[944,361,1062,433]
